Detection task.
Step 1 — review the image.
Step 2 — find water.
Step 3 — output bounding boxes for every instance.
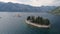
[0,12,60,34]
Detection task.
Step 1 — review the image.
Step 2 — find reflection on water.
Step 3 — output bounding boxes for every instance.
[0,12,60,34]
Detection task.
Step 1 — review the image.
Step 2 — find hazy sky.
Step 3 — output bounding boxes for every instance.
[0,0,60,6]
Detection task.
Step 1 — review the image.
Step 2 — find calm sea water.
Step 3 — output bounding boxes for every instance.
[0,12,60,34]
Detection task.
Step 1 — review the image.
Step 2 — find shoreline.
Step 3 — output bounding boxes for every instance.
[25,20,50,28]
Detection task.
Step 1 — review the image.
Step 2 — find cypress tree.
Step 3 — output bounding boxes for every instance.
[27,16,30,20]
[44,19,50,25]
[31,16,35,22]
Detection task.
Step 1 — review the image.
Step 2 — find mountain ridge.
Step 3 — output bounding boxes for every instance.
[0,2,56,12]
[51,6,60,15]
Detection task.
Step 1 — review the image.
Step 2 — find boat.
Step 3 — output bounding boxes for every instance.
[16,14,21,17]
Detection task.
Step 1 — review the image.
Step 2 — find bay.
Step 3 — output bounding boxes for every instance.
[0,12,60,34]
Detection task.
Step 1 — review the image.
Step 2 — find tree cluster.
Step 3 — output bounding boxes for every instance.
[27,16,50,25]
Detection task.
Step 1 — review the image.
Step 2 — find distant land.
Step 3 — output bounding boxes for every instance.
[51,6,60,15]
[0,2,56,12]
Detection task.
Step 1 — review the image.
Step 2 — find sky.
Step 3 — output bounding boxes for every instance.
[0,0,60,6]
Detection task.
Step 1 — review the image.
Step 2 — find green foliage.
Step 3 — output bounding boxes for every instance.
[27,16,30,20]
[31,16,35,22]
[51,7,60,14]
[27,16,50,25]
[44,19,50,25]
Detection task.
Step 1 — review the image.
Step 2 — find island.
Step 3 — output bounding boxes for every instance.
[25,16,50,28]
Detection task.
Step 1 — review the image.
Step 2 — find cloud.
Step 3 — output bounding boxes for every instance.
[17,0,55,6]
[50,0,60,6]
[0,0,19,3]
[18,0,32,2]
[0,0,60,6]
[54,0,60,2]
[0,0,16,2]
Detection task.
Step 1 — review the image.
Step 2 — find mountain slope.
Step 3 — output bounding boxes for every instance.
[0,2,56,12]
[51,6,60,15]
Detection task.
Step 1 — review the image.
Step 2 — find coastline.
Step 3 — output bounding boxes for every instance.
[25,20,50,28]
[49,12,60,15]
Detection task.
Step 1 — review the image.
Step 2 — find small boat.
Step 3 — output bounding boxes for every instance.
[16,14,21,17]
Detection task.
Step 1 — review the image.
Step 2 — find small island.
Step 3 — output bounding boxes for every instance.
[25,16,50,28]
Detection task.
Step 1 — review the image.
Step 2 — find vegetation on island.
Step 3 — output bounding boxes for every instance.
[27,16,50,25]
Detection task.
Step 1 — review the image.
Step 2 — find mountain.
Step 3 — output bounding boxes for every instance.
[51,6,60,15]
[0,2,56,12]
